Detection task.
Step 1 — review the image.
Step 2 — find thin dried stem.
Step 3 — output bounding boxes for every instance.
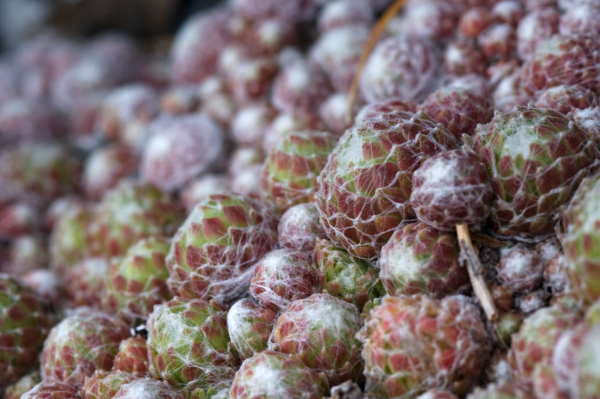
[346,0,408,122]
[456,223,499,321]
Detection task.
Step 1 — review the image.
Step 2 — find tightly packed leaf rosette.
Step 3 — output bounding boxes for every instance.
[569,325,600,399]
[0,274,50,386]
[465,106,598,239]
[89,180,184,258]
[104,236,172,321]
[315,110,458,259]
[229,351,329,399]
[466,382,530,399]
[561,174,600,304]
[278,203,327,253]
[3,371,41,399]
[167,192,278,301]
[40,308,131,389]
[270,293,364,385]
[410,149,493,232]
[80,370,137,399]
[249,249,320,312]
[357,295,489,398]
[507,304,580,390]
[379,223,470,298]
[65,258,109,308]
[146,297,239,391]
[227,298,277,361]
[418,87,494,141]
[113,378,185,399]
[261,130,337,213]
[112,336,150,374]
[521,34,600,96]
[0,142,81,207]
[49,204,95,271]
[417,389,459,399]
[21,382,80,399]
[313,238,384,311]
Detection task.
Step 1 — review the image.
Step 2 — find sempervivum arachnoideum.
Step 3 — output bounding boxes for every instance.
[65,258,109,309]
[313,238,383,311]
[82,144,140,201]
[270,293,364,386]
[167,192,278,302]
[140,114,227,193]
[357,295,489,398]
[21,382,80,399]
[261,130,336,214]
[146,297,238,391]
[418,87,494,141]
[379,223,470,298]
[466,381,530,399]
[534,84,598,115]
[278,203,327,254]
[80,370,137,399]
[560,174,600,304]
[508,304,580,391]
[496,246,544,293]
[88,180,183,258]
[113,336,150,374]
[3,371,41,399]
[359,35,441,103]
[0,142,81,207]
[229,351,329,399]
[464,106,598,239]
[49,203,95,272]
[113,378,185,399]
[249,249,320,312]
[40,308,131,389]
[521,34,600,96]
[104,236,172,322]
[355,98,417,123]
[315,110,458,259]
[410,149,493,232]
[226,298,277,361]
[0,274,50,385]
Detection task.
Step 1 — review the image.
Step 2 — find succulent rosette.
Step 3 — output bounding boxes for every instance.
[418,87,494,141]
[113,378,185,399]
[249,249,320,312]
[40,308,131,388]
[0,142,81,207]
[313,238,383,311]
[104,236,172,321]
[146,297,238,390]
[561,174,600,304]
[315,110,457,259]
[229,351,329,399]
[357,295,489,398]
[270,293,364,385]
[49,204,95,271]
[521,34,600,95]
[80,370,138,399]
[465,106,597,239]
[360,35,441,103]
[417,389,459,399]
[167,192,278,301]
[227,298,277,361]
[3,371,42,399]
[508,304,580,390]
[88,180,183,258]
[0,275,50,385]
[21,382,80,399]
[355,99,417,123]
[140,115,227,193]
[379,223,469,298]
[534,84,598,115]
[496,247,544,293]
[570,325,600,399]
[278,203,328,253]
[410,149,493,231]
[261,130,337,213]
[65,258,110,308]
[466,382,530,399]
[113,336,150,374]
[82,144,140,201]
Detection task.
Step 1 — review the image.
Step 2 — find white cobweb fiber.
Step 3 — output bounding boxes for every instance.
[226,298,276,361]
[114,378,184,399]
[497,247,543,292]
